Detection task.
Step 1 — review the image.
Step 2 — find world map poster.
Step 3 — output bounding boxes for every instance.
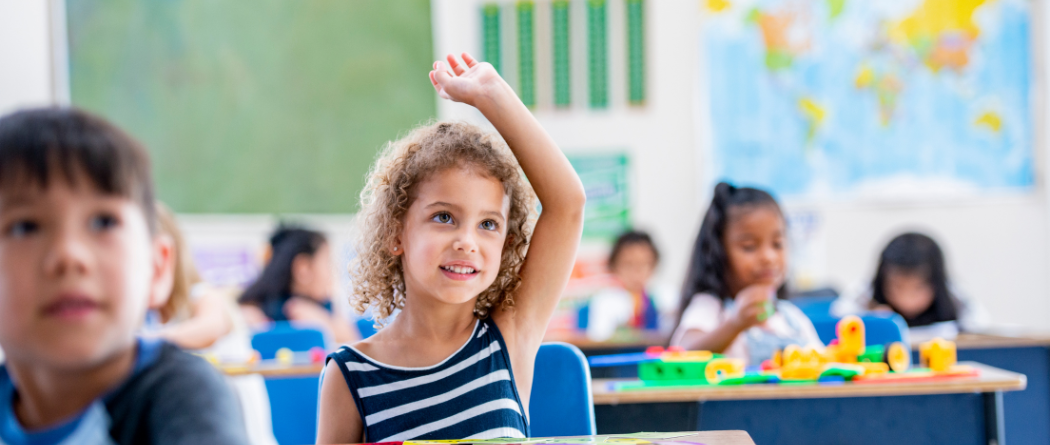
[703,0,1033,199]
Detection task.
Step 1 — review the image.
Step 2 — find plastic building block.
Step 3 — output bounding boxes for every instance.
[836,315,865,358]
[704,358,745,383]
[886,342,911,372]
[919,338,957,372]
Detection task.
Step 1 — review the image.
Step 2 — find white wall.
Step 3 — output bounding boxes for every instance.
[6,0,1049,328]
[433,0,1050,330]
[0,1,54,113]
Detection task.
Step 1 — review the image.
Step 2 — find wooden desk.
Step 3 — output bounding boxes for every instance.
[914,334,1050,445]
[543,331,668,352]
[217,362,323,378]
[592,362,1023,445]
[347,431,755,445]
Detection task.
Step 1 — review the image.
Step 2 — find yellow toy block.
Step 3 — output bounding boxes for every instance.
[705,357,745,383]
[857,362,889,374]
[886,342,911,372]
[920,338,957,372]
[836,315,865,358]
[780,346,824,380]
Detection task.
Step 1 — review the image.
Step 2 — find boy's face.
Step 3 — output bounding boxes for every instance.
[0,172,173,371]
[398,167,510,308]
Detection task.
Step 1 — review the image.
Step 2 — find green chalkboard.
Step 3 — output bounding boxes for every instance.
[67,0,437,213]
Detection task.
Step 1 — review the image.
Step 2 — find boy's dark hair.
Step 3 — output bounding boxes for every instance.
[674,182,787,332]
[608,230,660,269]
[0,107,156,232]
[238,224,328,321]
[871,232,958,327]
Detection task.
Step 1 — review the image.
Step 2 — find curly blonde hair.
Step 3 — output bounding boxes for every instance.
[351,121,537,322]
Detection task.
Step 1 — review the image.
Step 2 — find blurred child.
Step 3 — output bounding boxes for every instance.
[832,232,989,342]
[587,230,661,341]
[316,53,586,443]
[0,108,248,444]
[238,225,357,344]
[148,203,278,445]
[150,203,234,350]
[670,182,822,365]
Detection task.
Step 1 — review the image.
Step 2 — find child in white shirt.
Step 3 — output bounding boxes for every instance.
[670,183,822,365]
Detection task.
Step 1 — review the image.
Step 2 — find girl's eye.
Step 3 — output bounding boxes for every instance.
[432,212,453,224]
[89,214,120,232]
[6,220,39,238]
[480,220,498,231]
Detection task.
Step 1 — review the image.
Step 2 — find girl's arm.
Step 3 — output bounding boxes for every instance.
[156,291,233,350]
[430,52,586,355]
[317,360,364,444]
[674,285,773,352]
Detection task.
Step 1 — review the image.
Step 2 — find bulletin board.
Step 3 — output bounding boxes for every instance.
[66,0,437,213]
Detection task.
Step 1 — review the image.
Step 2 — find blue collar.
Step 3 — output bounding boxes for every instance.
[0,337,163,445]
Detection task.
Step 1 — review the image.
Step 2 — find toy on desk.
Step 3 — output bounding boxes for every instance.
[592,315,977,391]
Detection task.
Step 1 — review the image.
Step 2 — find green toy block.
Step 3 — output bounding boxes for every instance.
[858,345,885,363]
[718,373,778,385]
[820,365,861,380]
[639,359,710,381]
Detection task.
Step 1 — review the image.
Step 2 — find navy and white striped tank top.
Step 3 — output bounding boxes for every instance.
[326,318,530,442]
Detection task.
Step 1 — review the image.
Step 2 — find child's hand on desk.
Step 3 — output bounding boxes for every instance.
[730,285,777,330]
[429,52,507,106]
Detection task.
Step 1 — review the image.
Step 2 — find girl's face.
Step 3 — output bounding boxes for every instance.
[723,205,786,296]
[292,242,334,302]
[398,167,510,308]
[611,243,657,294]
[883,268,934,319]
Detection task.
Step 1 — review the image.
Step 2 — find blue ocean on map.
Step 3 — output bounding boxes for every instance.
[705,0,1032,198]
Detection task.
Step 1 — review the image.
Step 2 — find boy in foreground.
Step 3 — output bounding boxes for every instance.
[0,108,249,445]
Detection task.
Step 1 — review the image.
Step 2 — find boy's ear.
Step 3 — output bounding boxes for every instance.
[147,234,176,310]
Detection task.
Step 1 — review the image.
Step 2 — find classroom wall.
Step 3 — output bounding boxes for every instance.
[0,1,53,114]
[433,0,1050,330]
[4,0,1050,329]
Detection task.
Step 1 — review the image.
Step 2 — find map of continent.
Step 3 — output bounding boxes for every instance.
[704,0,1032,198]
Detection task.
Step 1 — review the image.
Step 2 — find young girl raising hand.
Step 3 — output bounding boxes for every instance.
[317,53,586,443]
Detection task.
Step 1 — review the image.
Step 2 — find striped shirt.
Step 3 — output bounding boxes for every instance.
[326,318,529,442]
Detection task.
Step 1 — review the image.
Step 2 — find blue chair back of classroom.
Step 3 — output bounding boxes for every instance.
[790,287,839,319]
[251,322,326,359]
[810,313,909,346]
[529,342,596,437]
[356,318,378,339]
[251,323,326,445]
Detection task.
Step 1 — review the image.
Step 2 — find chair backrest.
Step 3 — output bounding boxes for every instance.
[810,313,909,346]
[790,287,839,319]
[251,322,326,359]
[251,324,327,445]
[529,342,596,437]
[356,318,378,339]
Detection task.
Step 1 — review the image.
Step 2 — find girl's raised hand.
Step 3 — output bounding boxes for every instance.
[429,53,505,107]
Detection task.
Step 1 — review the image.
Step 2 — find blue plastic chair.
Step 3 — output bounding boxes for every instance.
[356,318,378,339]
[791,287,839,319]
[251,324,326,445]
[809,312,909,346]
[251,322,326,359]
[529,342,596,437]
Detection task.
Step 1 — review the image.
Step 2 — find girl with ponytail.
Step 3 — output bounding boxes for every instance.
[670,182,821,364]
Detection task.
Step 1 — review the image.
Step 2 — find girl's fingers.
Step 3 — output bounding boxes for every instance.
[462,52,479,68]
[447,54,466,76]
[432,64,454,87]
[429,70,439,88]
